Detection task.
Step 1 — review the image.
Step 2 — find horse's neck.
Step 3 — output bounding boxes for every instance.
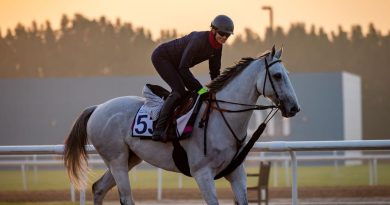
[216,60,262,105]
[213,60,263,135]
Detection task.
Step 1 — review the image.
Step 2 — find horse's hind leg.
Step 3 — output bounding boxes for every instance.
[92,152,142,205]
[92,169,115,205]
[89,108,142,205]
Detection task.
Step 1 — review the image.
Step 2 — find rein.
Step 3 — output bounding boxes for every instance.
[200,94,279,156]
[200,57,283,179]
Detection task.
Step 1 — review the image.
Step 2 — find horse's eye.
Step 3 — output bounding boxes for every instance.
[273,73,282,80]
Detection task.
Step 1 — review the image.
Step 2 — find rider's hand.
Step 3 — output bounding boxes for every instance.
[197,87,208,95]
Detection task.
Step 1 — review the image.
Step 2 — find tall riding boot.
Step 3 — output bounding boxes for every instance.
[152,92,181,141]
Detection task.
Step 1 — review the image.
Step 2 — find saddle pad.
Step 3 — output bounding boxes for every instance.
[132,95,200,138]
[132,105,154,137]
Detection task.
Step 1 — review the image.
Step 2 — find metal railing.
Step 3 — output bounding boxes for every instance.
[1,140,390,205]
[252,140,390,205]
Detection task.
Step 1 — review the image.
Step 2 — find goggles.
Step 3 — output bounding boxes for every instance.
[217,30,231,38]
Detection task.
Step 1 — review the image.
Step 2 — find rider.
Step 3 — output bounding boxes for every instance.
[151,15,234,141]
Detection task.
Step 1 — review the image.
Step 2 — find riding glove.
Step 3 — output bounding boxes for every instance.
[197,87,208,95]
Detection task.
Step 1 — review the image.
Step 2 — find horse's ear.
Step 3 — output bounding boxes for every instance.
[271,45,276,57]
[274,46,283,59]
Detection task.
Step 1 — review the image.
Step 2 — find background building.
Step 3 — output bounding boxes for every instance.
[0,72,361,145]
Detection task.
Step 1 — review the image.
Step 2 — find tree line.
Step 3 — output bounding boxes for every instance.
[1,14,389,139]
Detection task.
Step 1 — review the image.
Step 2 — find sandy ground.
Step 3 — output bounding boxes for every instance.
[1,186,390,204]
[104,198,390,205]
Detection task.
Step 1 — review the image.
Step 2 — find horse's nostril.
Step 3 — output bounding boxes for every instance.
[290,106,300,113]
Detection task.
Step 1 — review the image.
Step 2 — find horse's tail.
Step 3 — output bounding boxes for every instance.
[63,105,97,190]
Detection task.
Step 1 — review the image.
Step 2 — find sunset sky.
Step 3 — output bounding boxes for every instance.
[1,0,389,39]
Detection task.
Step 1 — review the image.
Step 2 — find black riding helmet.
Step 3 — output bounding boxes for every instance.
[211,15,234,34]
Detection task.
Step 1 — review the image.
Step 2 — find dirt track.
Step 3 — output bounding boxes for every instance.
[1,186,390,202]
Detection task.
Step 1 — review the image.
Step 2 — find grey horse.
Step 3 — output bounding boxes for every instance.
[64,47,300,205]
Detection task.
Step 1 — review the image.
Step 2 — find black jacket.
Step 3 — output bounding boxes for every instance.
[154,31,222,91]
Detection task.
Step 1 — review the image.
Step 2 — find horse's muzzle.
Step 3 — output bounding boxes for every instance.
[280,104,300,118]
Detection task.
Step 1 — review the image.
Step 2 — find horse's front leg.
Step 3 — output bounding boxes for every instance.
[224,164,248,205]
[192,168,219,205]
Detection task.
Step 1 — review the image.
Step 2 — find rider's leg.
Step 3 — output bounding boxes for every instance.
[152,91,181,141]
[151,51,186,141]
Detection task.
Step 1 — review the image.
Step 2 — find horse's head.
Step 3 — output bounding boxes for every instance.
[256,46,300,117]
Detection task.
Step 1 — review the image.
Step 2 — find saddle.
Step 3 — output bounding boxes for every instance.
[132,84,203,141]
[147,84,198,117]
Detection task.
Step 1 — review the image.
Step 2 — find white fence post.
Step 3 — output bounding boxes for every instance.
[369,159,374,186]
[333,151,339,172]
[284,158,290,186]
[178,174,183,188]
[157,168,162,201]
[21,164,27,191]
[80,189,86,205]
[273,161,278,187]
[373,158,378,185]
[290,151,298,205]
[33,155,38,183]
[70,184,76,202]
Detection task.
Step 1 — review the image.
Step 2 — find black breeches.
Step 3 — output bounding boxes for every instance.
[151,53,186,97]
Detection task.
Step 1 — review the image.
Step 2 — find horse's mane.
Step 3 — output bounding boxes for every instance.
[206,57,254,92]
[206,51,271,92]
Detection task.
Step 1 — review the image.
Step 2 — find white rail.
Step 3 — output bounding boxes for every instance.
[252,140,390,205]
[1,140,390,205]
[252,140,390,151]
[0,144,96,155]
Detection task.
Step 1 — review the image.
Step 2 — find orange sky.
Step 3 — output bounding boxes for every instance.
[1,0,389,39]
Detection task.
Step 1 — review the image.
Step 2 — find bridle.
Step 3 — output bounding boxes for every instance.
[173,56,287,179]
[263,57,282,106]
[202,56,286,179]
[200,56,283,155]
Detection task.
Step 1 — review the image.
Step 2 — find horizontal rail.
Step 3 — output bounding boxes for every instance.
[1,140,390,155]
[252,140,390,152]
[0,140,389,205]
[0,159,104,166]
[1,155,389,166]
[0,145,96,155]
[246,154,390,162]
